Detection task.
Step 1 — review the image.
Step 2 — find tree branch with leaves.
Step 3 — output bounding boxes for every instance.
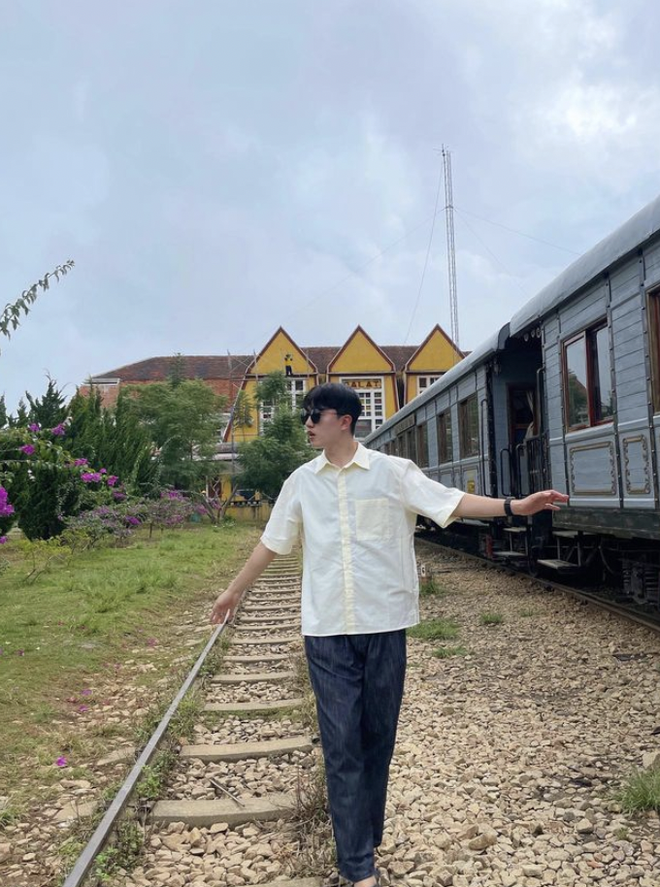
[0,260,75,354]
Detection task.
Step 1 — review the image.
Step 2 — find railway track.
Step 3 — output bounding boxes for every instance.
[62,554,325,887]
[416,534,660,636]
[56,534,660,887]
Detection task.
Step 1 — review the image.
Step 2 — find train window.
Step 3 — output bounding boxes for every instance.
[563,323,613,430]
[437,411,453,463]
[406,427,417,462]
[459,395,479,457]
[416,424,429,468]
[649,288,660,413]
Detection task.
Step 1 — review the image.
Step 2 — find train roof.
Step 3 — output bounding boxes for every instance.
[510,192,660,336]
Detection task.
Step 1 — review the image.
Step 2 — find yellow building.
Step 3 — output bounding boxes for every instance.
[225,324,463,442]
[403,324,464,404]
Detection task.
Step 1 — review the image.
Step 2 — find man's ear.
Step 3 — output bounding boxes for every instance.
[339,413,353,433]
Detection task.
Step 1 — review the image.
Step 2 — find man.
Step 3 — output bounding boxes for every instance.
[210,383,568,887]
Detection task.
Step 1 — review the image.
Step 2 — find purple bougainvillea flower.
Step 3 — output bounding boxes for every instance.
[0,536,8,545]
[51,424,66,437]
[106,475,119,486]
[28,423,40,432]
[55,756,67,767]
[73,458,88,467]
[100,468,107,474]
[19,444,36,456]
[80,472,102,483]
[0,487,14,518]
[81,688,92,696]
[78,705,89,713]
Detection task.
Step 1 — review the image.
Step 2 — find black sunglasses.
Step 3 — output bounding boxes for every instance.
[299,408,339,425]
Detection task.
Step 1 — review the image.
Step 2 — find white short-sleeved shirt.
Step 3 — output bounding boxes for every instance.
[260,443,465,636]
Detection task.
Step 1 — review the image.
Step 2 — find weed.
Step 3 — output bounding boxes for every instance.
[480,612,504,625]
[419,578,446,597]
[618,768,660,813]
[135,749,177,803]
[407,619,459,641]
[433,645,468,659]
[0,806,17,829]
[291,651,317,733]
[278,757,334,880]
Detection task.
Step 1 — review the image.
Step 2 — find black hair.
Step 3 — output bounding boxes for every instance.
[302,383,362,435]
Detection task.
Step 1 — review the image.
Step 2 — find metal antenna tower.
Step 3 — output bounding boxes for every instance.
[442,145,460,355]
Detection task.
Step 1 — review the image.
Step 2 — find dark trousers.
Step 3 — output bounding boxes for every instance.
[304,630,407,883]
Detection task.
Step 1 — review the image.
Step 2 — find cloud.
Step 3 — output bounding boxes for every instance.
[2,0,660,413]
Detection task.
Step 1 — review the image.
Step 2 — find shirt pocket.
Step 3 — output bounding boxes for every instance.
[355,498,392,542]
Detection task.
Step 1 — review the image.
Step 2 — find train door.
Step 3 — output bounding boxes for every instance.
[508,386,536,496]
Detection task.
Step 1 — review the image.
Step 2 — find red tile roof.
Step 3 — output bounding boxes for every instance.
[93,345,418,382]
[92,355,253,383]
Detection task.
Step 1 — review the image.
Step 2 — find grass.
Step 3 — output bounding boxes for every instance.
[0,521,262,814]
[433,645,468,659]
[407,619,459,641]
[480,612,504,625]
[419,577,447,597]
[618,768,660,813]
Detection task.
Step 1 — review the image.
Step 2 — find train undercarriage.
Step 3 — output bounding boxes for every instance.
[418,515,660,614]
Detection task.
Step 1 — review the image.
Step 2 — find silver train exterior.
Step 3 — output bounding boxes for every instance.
[364,195,660,607]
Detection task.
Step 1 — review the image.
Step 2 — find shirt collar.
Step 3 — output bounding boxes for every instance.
[313,442,372,474]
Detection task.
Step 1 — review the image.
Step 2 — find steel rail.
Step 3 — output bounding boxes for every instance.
[416,537,660,635]
[62,615,229,887]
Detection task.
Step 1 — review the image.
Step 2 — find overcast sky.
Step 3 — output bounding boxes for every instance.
[2,0,660,410]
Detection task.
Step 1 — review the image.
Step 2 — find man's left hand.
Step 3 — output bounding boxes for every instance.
[515,490,569,515]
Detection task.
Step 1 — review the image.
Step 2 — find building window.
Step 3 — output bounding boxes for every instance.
[563,323,613,431]
[458,395,479,457]
[417,423,429,468]
[417,375,441,396]
[260,377,307,430]
[437,411,453,463]
[340,377,384,438]
[287,377,306,410]
[649,288,660,414]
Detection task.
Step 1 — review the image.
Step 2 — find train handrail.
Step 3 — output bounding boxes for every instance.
[62,616,229,887]
[499,446,512,496]
[479,397,488,494]
[515,442,526,496]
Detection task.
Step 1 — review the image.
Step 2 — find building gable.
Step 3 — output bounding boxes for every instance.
[328,326,395,374]
[405,324,462,372]
[248,327,317,376]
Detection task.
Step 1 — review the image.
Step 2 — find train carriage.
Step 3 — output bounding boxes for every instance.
[365,194,660,608]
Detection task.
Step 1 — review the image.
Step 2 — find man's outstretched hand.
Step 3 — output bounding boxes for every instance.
[515,490,569,515]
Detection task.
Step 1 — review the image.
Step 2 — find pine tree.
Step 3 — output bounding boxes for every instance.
[24,377,67,428]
